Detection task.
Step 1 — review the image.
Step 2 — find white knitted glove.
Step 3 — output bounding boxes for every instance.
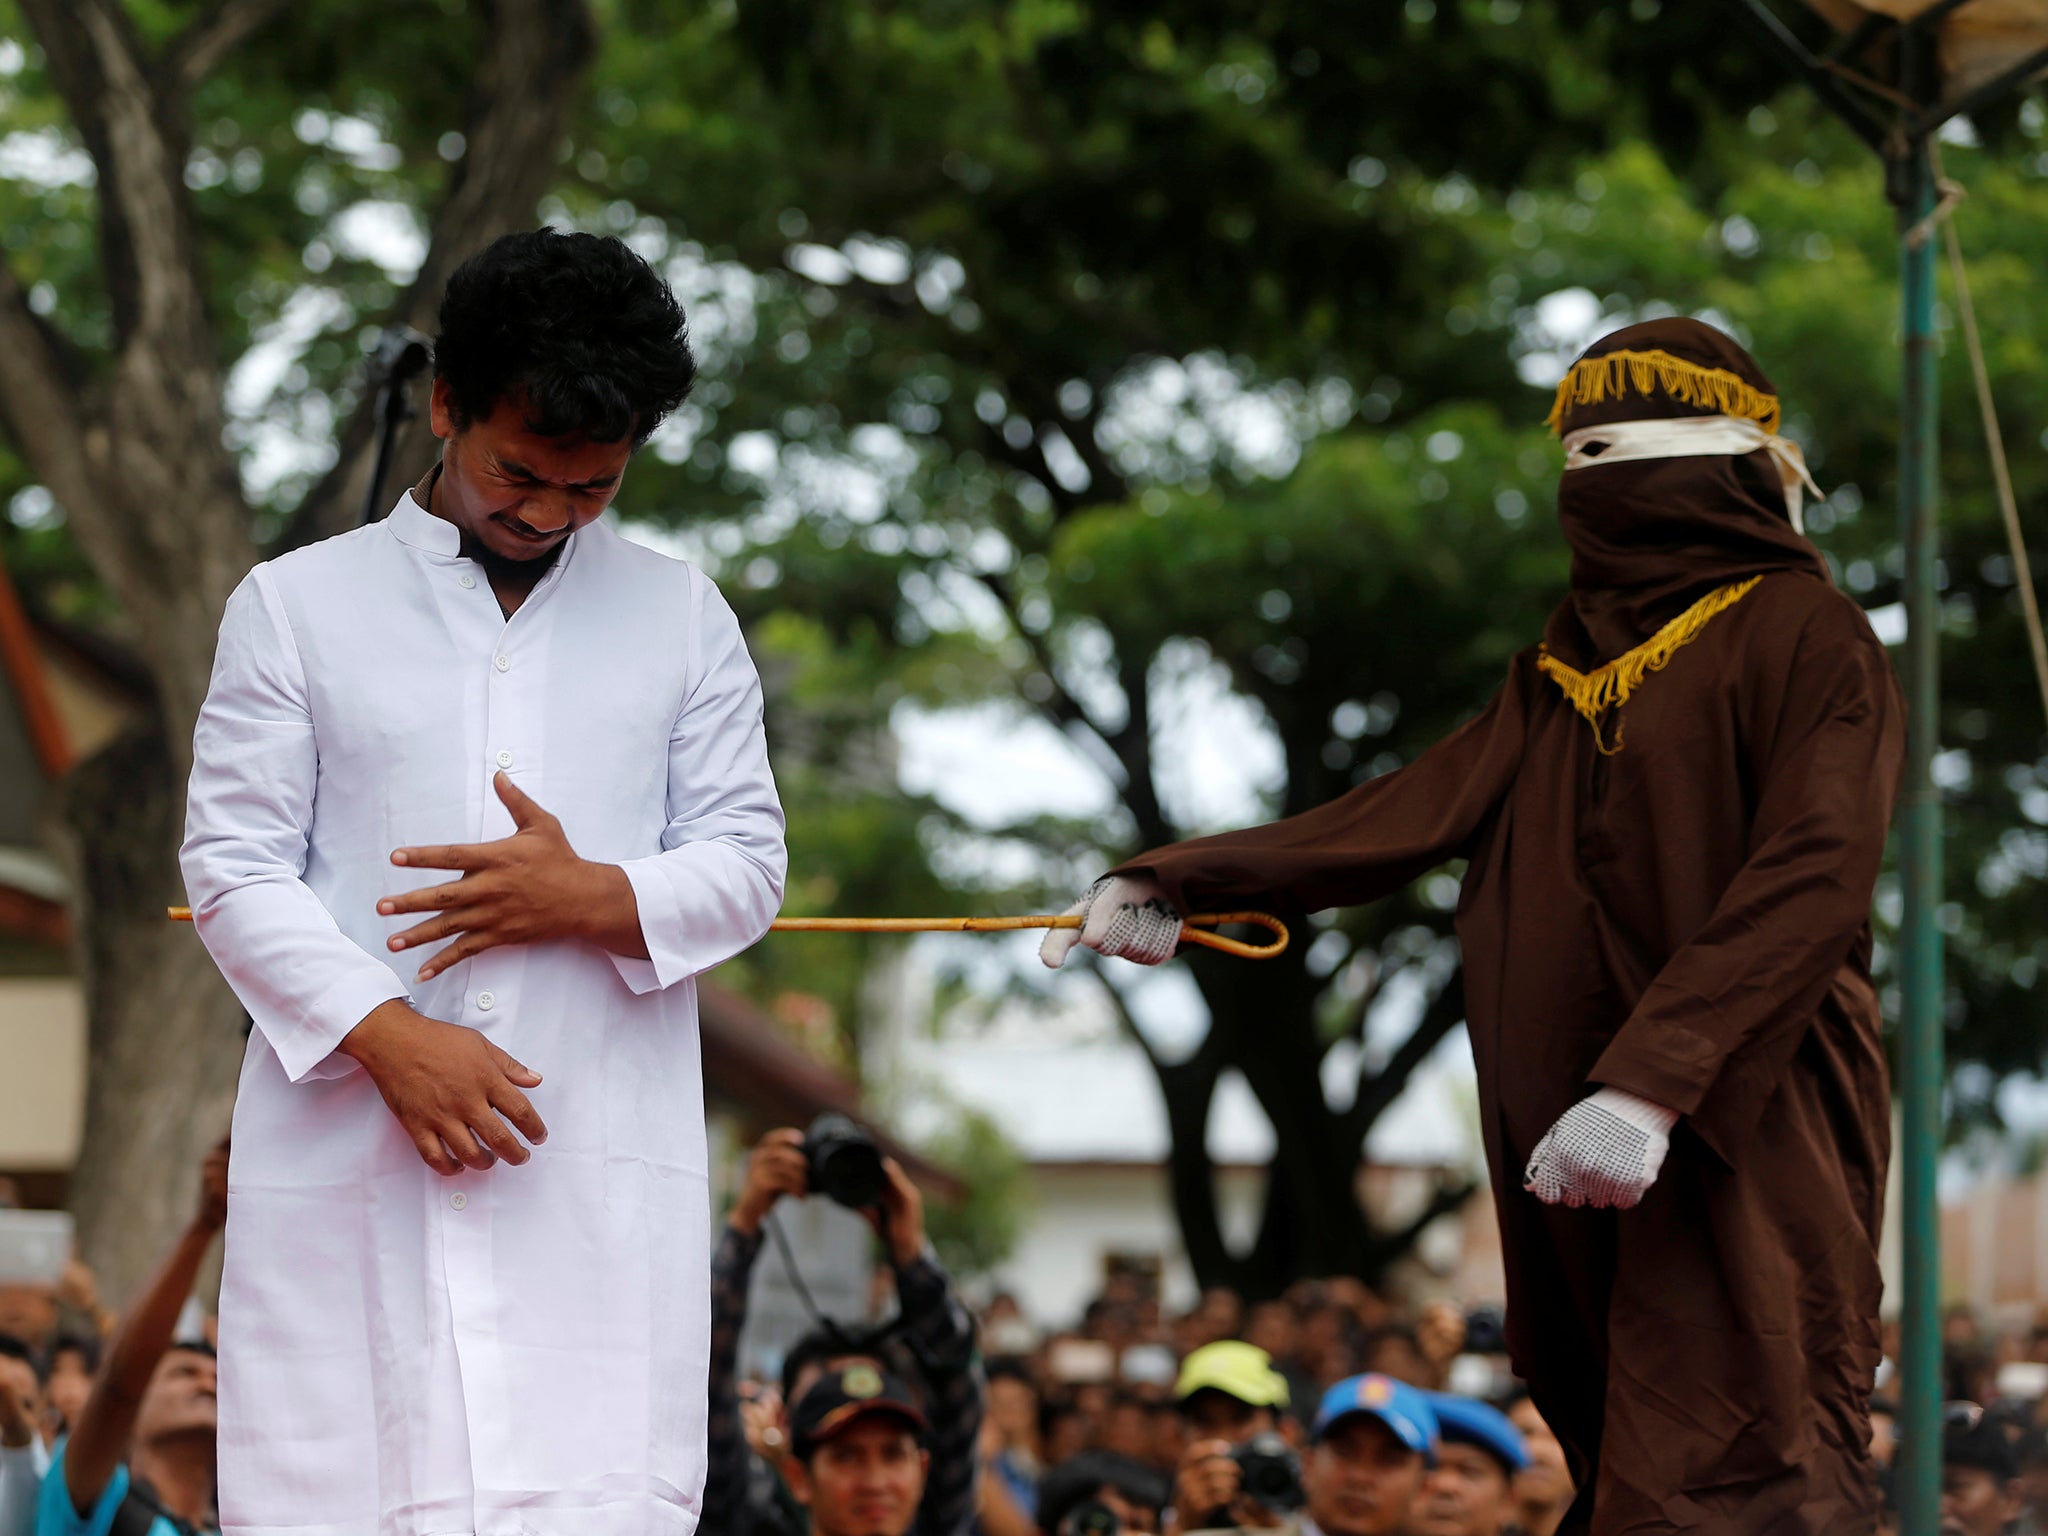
[1038,875,1183,969]
[1523,1088,1679,1210]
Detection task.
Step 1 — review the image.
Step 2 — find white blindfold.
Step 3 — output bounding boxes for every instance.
[1560,415,1824,535]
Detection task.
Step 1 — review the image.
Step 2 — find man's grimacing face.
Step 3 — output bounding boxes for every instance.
[427,379,635,564]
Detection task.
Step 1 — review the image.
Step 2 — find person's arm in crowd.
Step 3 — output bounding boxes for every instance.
[704,1130,808,1535]
[56,1262,116,1344]
[974,1418,1035,1536]
[868,1161,985,1536]
[0,1367,47,1536]
[61,1138,228,1518]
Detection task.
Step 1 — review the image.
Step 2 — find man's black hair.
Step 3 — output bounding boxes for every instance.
[0,1333,32,1368]
[434,228,695,447]
[987,1357,1036,1387]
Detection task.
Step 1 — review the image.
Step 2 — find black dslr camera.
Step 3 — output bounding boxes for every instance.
[803,1113,887,1210]
[1231,1434,1305,1514]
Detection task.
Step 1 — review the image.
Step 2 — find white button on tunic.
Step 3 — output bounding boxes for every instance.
[181,492,787,1536]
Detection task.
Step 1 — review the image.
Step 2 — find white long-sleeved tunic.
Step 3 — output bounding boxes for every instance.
[181,490,786,1536]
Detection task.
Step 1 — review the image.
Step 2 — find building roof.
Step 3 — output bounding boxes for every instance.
[899,1037,1476,1171]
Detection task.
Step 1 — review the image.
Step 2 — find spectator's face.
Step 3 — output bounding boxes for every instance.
[989,1375,1038,1446]
[1941,1464,2019,1536]
[46,1347,92,1431]
[789,1420,930,1536]
[1363,1336,1429,1389]
[1045,1406,1091,1464]
[1106,1401,1152,1461]
[0,1287,55,1346]
[1246,1303,1296,1362]
[1149,1404,1186,1469]
[1303,1416,1426,1536]
[1181,1390,1273,1445]
[133,1347,217,1446]
[1504,1398,1571,1513]
[1869,1409,1898,1469]
[1402,1443,1514,1536]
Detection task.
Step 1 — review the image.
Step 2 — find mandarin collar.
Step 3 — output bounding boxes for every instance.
[385,486,463,558]
[383,483,585,586]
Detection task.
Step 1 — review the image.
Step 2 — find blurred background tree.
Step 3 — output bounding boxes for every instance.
[3,0,2045,1297]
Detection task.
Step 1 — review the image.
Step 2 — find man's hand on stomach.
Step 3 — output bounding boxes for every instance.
[378,769,649,979]
[339,999,548,1175]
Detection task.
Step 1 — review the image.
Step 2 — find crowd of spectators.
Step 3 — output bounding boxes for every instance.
[10,1125,2048,1535]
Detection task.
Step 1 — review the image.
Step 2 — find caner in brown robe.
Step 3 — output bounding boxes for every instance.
[1116,319,1905,1534]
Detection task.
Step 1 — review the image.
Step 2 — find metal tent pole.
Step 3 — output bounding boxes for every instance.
[1892,123,1946,1536]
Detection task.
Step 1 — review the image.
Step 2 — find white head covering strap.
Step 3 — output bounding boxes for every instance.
[1559,414,1823,534]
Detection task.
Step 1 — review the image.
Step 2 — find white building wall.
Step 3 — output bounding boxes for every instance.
[992,1163,1265,1327]
[0,978,84,1169]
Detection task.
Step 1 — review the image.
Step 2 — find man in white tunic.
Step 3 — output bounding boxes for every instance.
[181,230,787,1536]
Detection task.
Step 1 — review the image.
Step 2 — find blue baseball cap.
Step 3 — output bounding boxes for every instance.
[1312,1374,1440,1465]
[1424,1393,1530,1474]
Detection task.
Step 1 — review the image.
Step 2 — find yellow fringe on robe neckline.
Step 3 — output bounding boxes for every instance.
[1546,349,1782,437]
[1537,576,1765,755]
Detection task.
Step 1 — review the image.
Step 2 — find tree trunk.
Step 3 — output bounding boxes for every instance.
[55,722,243,1303]
[1149,938,1472,1298]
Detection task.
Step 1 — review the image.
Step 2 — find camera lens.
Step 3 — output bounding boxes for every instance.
[803,1114,888,1210]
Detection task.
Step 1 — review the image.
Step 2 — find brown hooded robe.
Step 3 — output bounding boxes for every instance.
[1118,320,1905,1534]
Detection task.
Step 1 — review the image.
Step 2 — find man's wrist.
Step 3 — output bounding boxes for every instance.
[575,860,649,957]
[338,998,413,1065]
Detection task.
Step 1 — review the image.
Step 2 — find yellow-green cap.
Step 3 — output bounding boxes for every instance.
[1175,1341,1289,1410]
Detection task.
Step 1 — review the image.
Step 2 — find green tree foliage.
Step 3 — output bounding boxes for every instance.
[915,1101,1033,1282]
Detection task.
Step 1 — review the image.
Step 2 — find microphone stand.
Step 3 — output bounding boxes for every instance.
[359,327,433,526]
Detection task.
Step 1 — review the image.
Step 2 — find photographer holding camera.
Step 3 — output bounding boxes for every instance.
[1170,1343,1302,1534]
[705,1122,983,1536]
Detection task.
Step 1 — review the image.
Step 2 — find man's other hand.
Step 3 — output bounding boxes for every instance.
[0,1352,35,1449]
[379,771,644,980]
[867,1156,927,1267]
[1038,874,1183,969]
[730,1128,808,1236]
[340,999,548,1175]
[1173,1438,1244,1532]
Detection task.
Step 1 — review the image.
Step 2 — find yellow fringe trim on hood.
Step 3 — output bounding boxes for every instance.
[1537,576,1765,755]
[1545,349,1782,437]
